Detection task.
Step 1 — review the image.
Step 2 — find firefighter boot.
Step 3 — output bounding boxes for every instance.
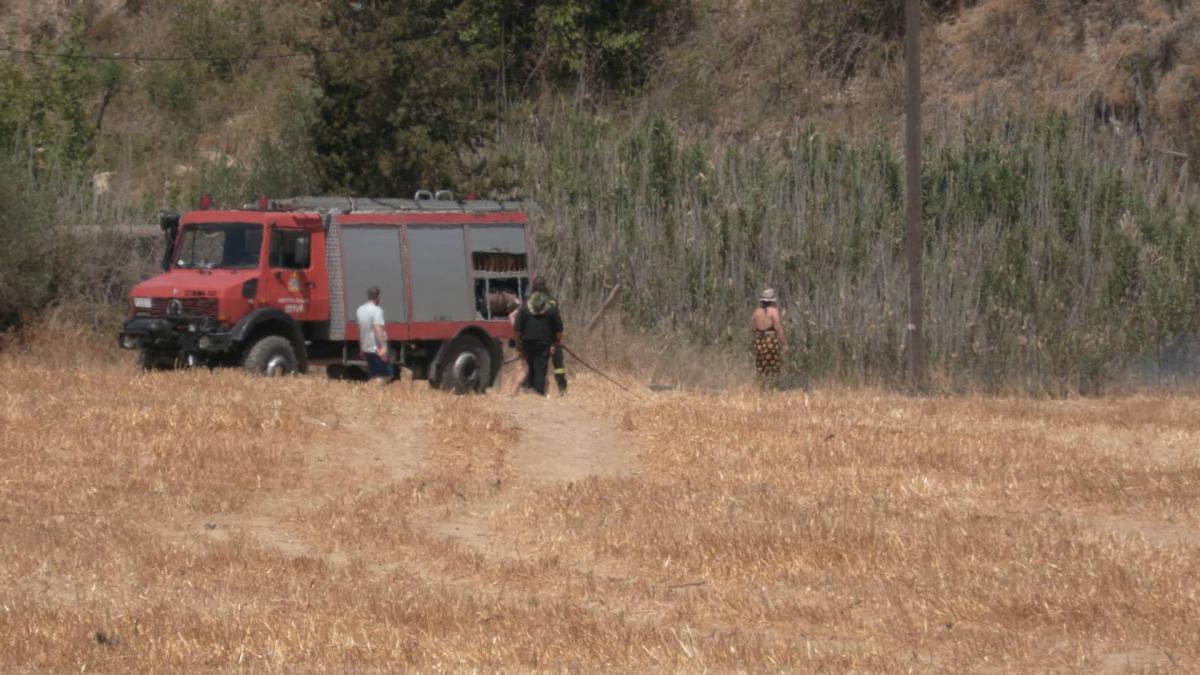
[552,345,567,396]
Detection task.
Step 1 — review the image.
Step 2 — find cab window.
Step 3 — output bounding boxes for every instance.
[269,229,311,269]
[176,223,262,269]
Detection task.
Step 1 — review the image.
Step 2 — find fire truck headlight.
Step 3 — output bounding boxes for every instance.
[198,336,213,350]
[121,335,139,349]
[133,297,153,309]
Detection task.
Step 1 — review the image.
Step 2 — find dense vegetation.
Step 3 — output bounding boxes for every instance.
[2,0,1198,390]
[522,107,1200,391]
[309,0,682,193]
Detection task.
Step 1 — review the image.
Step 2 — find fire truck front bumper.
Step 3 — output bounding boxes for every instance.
[119,317,233,354]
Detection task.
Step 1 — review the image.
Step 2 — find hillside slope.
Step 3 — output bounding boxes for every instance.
[2,1,1197,196]
[652,0,1198,151]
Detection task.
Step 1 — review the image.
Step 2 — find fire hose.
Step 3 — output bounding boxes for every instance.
[503,344,636,394]
[560,344,636,394]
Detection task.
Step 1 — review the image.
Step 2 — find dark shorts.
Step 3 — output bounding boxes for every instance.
[365,353,393,380]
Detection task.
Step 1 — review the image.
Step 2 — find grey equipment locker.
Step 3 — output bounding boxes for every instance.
[407,225,473,322]
[340,225,407,324]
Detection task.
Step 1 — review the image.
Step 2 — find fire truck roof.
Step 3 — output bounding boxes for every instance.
[263,196,528,214]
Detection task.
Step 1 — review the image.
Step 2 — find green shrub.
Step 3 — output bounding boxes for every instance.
[798,0,958,78]
[145,62,202,114]
[170,0,266,81]
[0,151,71,332]
[249,89,321,198]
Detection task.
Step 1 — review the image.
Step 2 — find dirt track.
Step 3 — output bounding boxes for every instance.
[181,381,638,579]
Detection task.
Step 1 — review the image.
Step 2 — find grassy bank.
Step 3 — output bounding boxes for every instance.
[515,103,1200,392]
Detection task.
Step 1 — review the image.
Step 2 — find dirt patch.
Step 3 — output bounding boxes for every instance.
[143,386,433,573]
[425,393,637,561]
[499,396,636,485]
[168,380,642,574]
[1081,513,1200,548]
[304,392,430,484]
[1095,646,1177,673]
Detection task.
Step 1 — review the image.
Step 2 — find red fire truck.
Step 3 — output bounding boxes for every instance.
[118,194,533,392]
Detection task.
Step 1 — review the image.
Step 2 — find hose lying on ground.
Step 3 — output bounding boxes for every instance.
[560,344,636,394]
[502,344,638,394]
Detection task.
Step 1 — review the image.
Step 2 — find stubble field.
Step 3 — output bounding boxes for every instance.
[2,328,1199,672]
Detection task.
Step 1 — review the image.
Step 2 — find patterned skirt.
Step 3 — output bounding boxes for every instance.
[754,331,782,378]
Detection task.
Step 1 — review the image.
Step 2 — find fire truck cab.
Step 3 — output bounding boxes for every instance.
[119,194,533,392]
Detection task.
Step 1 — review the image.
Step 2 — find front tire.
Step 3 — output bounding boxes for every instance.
[433,335,492,394]
[242,335,298,376]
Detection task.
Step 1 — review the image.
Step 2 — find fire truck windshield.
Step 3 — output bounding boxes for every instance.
[175,223,263,270]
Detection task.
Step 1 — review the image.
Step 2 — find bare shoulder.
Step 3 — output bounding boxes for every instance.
[767,306,783,329]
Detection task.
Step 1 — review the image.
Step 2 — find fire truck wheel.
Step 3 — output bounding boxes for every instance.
[242,335,298,376]
[439,335,492,394]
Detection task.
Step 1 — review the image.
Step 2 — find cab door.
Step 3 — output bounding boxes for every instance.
[263,224,318,321]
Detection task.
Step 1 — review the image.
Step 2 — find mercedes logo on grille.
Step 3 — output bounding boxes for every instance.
[167,299,183,317]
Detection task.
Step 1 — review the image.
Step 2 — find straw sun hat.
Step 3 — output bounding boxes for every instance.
[759,288,777,303]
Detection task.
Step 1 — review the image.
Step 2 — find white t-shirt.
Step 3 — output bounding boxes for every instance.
[356,301,385,354]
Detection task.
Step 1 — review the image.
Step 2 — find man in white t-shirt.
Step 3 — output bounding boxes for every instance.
[356,286,391,383]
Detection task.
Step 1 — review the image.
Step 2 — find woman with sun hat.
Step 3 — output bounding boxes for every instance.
[750,287,787,380]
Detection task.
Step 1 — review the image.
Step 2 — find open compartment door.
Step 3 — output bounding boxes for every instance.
[469,223,529,320]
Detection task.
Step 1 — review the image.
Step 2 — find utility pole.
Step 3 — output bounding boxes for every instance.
[904,0,927,389]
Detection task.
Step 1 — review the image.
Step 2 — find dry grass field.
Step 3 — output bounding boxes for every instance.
[3,325,1200,672]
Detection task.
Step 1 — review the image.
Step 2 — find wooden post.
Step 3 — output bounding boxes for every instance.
[905,0,927,389]
[584,284,622,336]
[602,310,608,364]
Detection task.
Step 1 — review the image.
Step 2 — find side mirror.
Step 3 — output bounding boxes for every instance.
[159,212,180,231]
[159,211,180,271]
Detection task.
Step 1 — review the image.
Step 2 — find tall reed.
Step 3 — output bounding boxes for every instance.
[509,102,1200,392]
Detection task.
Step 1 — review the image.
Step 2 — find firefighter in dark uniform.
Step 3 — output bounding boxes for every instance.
[514,277,564,396]
[539,278,568,395]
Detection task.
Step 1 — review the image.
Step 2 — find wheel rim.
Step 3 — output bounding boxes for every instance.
[265,355,290,376]
[452,351,481,388]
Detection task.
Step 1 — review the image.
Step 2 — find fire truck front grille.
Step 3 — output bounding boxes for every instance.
[146,297,218,319]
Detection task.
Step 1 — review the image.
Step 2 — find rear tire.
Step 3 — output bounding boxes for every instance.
[433,335,492,394]
[242,335,298,376]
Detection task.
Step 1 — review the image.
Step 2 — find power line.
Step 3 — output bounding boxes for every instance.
[1,12,453,65]
[0,42,366,63]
